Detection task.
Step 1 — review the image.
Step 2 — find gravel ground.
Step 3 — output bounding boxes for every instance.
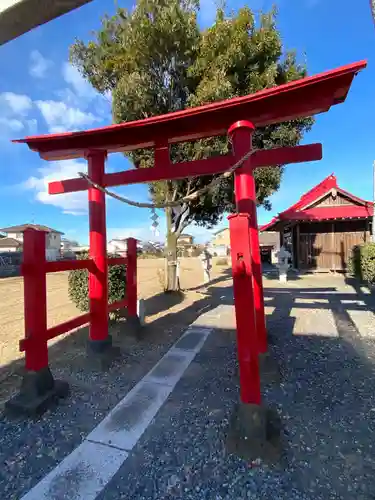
[93,276,375,500]
[2,273,375,499]
[0,268,232,499]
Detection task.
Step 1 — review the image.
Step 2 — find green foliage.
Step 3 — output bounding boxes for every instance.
[68,252,126,319]
[70,1,314,234]
[349,243,375,284]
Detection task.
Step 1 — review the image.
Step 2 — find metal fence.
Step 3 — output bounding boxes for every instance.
[0,252,22,277]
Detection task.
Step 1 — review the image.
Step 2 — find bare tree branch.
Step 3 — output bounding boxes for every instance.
[174,203,190,238]
[186,178,193,195]
[172,184,178,201]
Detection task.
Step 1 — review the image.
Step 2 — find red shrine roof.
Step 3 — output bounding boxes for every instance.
[13,60,366,161]
[261,175,374,231]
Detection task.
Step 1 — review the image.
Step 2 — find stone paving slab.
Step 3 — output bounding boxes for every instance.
[21,441,128,500]
[86,326,211,452]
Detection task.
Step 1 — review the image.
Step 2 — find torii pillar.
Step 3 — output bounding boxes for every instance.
[229,121,268,356]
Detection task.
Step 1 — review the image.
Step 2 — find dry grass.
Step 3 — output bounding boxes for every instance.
[0,258,230,373]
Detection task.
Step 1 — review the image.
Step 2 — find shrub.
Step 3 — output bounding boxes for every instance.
[68,251,126,319]
[349,242,375,284]
[216,257,229,266]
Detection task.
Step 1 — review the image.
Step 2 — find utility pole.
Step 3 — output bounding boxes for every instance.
[373,160,375,242]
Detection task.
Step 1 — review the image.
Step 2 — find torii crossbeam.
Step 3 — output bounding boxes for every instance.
[15,60,366,414]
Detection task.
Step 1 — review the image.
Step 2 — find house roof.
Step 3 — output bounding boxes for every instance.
[261,174,373,231]
[0,237,22,248]
[13,60,366,161]
[214,228,229,235]
[0,223,64,234]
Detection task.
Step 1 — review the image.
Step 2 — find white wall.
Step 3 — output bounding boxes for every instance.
[0,246,19,252]
[47,232,61,250]
[7,231,23,242]
[7,231,62,257]
[108,240,127,255]
[61,239,78,251]
[46,249,60,261]
[8,231,61,249]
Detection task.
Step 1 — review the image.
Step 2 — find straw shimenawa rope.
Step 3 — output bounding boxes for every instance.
[78,149,255,209]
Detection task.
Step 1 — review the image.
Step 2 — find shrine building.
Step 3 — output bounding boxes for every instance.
[261,174,373,272]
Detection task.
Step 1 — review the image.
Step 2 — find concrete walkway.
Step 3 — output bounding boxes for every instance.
[1,274,375,499]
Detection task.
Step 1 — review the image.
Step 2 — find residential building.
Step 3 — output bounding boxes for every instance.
[211,228,230,248]
[178,234,194,245]
[210,226,279,262]
[259,232,280,264]
[261,174,373,271]
[61,238,79,252]
[0,237,22,252]
[107,239,128,256]
[107,238,151,256]
[177,234,199,257]
[0,223,64,261]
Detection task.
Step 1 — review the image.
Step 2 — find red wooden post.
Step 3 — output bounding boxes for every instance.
[23,229,48,371]
[126,237,137,318]
[87,150,109,344]
[229,214,261,404]
[6,229,69,415]
[229,120,268,354]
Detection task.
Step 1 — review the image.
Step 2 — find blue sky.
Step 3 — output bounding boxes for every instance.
[0,0,373,244]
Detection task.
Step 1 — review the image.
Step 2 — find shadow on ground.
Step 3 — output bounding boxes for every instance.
[1,275,375,498]
[182,268,232,292]
[143,290,185,316]
[261,280,375,498]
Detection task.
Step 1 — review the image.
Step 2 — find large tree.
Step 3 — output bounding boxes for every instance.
[70,0,313,291]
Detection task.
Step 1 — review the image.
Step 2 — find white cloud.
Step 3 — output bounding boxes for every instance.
[0,92,32,115]
[0,92,35,138]
[0,117,24,132]
[63,210,86,216]
[36,100,99,133]
[62,63,96,99]
[29,50,52,79]
[34,61,111,133]
[24,159,88,213]
[25,118,38,135]
[60,62,111,119]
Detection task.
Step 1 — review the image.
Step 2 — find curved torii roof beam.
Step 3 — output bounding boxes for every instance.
[14,60,367,162]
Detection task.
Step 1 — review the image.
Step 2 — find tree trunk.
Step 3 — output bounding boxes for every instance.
[165,207,179,292]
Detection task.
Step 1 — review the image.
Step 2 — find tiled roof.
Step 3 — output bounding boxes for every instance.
[261,175,373,231]
[0,224,63,234]
[0,237,22,248]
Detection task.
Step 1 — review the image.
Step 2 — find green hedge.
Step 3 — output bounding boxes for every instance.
[349,242,375,284]
[68,251,126,319]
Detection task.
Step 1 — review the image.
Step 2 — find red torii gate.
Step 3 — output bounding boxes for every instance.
[13,61,365,421]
